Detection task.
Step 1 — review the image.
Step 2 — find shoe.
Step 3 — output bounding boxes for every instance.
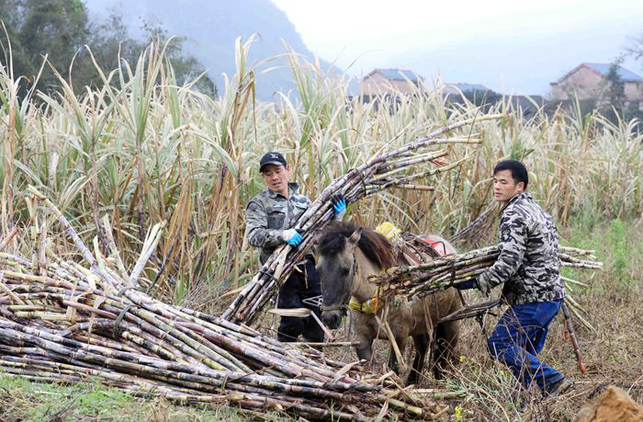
[544,377,573,397]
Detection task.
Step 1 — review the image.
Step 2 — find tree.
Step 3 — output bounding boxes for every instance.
[624,33,643,63]
[604,63,625,106]
[136,19,217,97]
[0,1,216,98]
[0,0,88,94]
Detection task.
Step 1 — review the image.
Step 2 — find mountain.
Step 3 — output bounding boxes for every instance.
[84,0,332,100]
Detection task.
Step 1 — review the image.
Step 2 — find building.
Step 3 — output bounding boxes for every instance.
[443,83,490,95]
[359,68,424,98]
[550,63,643,102]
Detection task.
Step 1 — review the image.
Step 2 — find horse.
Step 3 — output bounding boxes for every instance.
[314,221,462,385]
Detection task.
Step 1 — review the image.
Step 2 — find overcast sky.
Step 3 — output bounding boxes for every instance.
[271,0,643,95]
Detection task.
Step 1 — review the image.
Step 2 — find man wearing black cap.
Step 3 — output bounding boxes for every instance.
[245,152,346,343]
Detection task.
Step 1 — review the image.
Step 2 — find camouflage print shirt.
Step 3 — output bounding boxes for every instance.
[245,183,311,264]
[478,192,565,305]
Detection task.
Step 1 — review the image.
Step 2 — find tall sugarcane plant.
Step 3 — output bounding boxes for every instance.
[0,36,641,309]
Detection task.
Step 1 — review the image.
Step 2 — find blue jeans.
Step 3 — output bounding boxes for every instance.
[487,299,563,393]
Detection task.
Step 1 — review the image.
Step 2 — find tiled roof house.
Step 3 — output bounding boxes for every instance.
[360,68,424,97]
[550,63,643,101]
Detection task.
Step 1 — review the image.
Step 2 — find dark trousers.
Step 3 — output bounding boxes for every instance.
[277,262,324,343]
[487,299,563,393]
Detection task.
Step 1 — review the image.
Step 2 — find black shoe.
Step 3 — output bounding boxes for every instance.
[544,377,573,397]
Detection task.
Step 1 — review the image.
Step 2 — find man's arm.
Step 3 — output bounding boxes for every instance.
[245,201,287,248]
[477,210,528,289]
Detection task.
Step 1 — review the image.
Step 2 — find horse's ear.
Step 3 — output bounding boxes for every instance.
[347,228,362,247]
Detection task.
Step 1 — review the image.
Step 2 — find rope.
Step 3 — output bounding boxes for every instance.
[113,304,134,338]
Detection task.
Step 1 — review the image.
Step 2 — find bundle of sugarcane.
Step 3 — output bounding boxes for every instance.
[368,245,600,329]
[369,245,600,295]
[222,114,504,325]
[0,188,439,420]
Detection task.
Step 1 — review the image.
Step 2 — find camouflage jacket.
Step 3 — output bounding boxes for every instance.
[478,192,565,305]
[245,183,311,264]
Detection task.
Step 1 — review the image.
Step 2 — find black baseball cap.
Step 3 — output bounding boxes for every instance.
[259,152,287,172]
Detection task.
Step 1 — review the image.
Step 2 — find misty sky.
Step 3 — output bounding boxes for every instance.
[271,0,643,96]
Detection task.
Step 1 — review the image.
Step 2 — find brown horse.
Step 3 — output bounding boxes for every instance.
[315,222,462,384]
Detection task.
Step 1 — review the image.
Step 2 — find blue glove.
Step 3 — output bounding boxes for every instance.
[455,278,478,290]
[331,194,347,220]
[283,229,303,246]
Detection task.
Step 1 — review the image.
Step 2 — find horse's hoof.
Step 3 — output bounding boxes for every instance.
[406,373,419,386]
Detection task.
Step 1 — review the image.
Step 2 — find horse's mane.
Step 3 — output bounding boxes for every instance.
[316,222,396,269]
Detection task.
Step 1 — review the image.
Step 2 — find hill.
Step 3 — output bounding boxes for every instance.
[85,0,334,99]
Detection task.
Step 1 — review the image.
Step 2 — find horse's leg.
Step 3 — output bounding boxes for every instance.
[407,333,430,385]
[433,320,461,379]
[387,336,407,375]
[355,332,375,370]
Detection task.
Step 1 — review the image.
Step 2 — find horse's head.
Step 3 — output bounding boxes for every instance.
[315,225,363,329]
[315,222,396,329]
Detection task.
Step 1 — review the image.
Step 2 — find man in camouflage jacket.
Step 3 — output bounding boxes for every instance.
[458,160,570,397]
[246,152,346,343]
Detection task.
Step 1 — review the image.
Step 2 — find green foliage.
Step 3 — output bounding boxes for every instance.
[0,0,88,94]
[606,219,632,287]
[562,214,641,293]
[0,0,214,98]
[0,373,253,421]
[593,60,643,128]
[605,63,626,106]
[448,88,504,113]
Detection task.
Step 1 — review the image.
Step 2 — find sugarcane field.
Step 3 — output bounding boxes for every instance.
[2,3,643,420]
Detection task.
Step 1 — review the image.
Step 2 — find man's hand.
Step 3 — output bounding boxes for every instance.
[331,194,347,221]
[455,278,478,290]
[477,277,492,296]
[283,229,303,246]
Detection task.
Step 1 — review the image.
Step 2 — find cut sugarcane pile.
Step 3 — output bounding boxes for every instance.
[223,114,503,325]
[0,188,443,421]
[368,245,601,329]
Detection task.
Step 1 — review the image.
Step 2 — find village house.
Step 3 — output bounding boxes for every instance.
[443,83,490,95]
[550,63,643,102]
[359,68,423,98]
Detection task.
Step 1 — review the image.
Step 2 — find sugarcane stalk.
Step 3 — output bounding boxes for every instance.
[26,186,119,287]
[561,301,586,374]
[129,222,165,287]
[0,225,19,252]
[101,214,129,281]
